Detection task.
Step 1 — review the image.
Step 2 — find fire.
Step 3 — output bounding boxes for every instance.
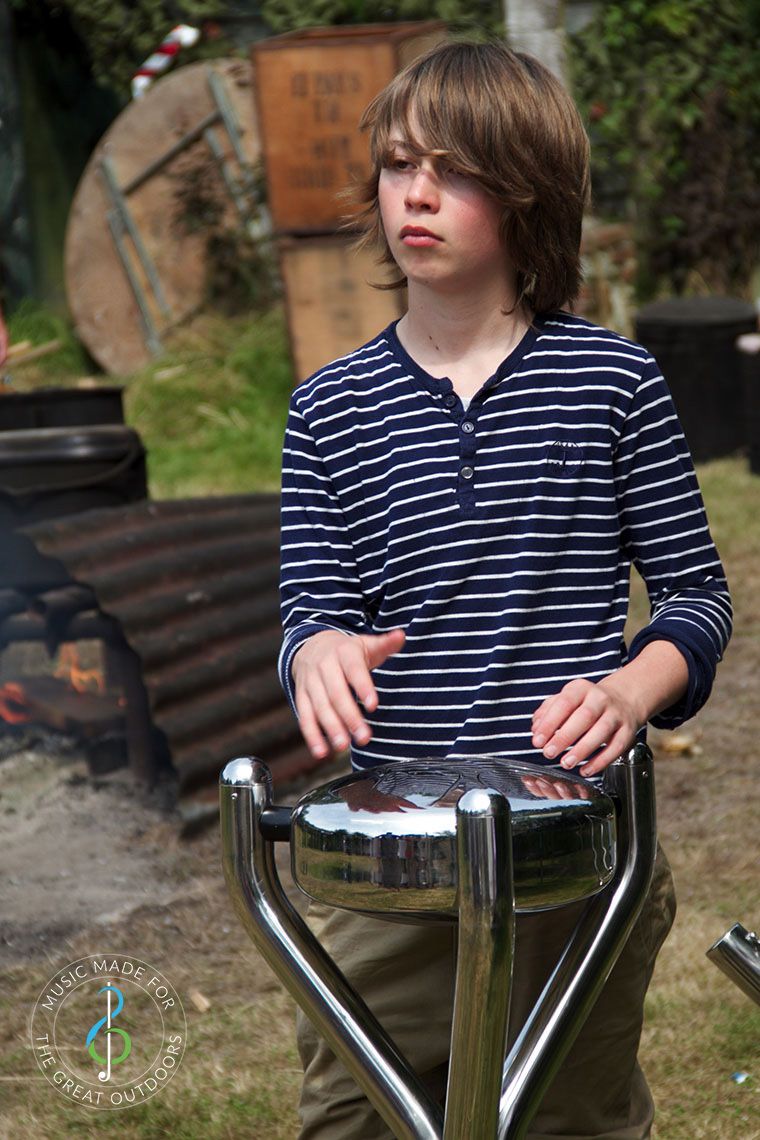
[0,682,30,725]
[54,644,105,695]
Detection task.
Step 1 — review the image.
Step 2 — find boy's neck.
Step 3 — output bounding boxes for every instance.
[396,285,531,399]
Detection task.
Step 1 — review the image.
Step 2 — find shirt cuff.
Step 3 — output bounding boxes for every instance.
[627,629,709,729]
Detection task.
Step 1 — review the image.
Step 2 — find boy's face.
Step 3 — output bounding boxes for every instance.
[377,115,511,297]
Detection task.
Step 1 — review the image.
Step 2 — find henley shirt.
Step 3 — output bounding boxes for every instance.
[278,312,732,770]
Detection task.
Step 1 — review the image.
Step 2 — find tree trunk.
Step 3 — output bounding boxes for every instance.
[504,0,568,86]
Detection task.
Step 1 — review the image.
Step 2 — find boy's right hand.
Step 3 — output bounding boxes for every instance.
[291,628,406,759]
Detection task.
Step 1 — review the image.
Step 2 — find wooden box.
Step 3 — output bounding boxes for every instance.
[252,22,446,234]
[279,235,405,382]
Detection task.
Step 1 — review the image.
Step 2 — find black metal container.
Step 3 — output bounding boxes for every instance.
[0,425,147,589]
[635,296,757,463]
[0,386,125,431]
[738,335,760,476]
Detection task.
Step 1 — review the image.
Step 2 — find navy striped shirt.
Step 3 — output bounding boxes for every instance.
[278,312,732,770]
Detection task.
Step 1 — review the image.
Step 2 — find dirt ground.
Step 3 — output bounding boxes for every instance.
[0,733,317,970]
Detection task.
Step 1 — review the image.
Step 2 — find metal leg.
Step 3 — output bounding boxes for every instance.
[444,790,515,1140]
[220,757,443,1140]
[498,744,657,1140]
[707,924,760,1006]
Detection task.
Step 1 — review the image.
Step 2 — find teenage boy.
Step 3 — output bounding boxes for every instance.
[278,41,732,1140]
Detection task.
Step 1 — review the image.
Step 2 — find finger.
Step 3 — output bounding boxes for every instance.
[361,628,406,670]
[541,697,608,760]
[340,650,379,714]
[295,688,330,760]
[558,714,620,770]
[531,696,552,727]
[307,671,358,752]
[579,728,637,777]
[531,681,593,748]
[319,662,373,747]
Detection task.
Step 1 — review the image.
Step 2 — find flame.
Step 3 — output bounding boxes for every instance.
[54,644,105,695]
[0,682,30,724]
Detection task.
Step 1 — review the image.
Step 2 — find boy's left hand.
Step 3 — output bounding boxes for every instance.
[531,676,643,777]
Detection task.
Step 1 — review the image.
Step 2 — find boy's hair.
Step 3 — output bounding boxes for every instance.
[356,40,590,314]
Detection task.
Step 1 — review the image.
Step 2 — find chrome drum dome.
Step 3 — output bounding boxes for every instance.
[292,758,617,919]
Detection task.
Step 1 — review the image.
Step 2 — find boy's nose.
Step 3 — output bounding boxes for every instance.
[405,167,440,210]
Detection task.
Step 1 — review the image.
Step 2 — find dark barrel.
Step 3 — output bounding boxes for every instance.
[0,386,125,431]
[635,296,757,463]
[0,425,147,589]
[738,334,760,476]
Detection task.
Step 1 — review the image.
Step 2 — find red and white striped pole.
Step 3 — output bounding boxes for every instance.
[131,24,201,99]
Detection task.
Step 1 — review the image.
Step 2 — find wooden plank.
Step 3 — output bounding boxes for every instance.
[279,234,405,382]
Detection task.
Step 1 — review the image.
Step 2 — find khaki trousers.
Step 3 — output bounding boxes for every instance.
[296,846,676,1140]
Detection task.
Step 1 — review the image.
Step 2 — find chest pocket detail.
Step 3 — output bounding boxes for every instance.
[546,440,584,476]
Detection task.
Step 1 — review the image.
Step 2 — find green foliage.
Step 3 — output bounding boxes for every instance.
[4,299,92,380]
[13,0,222,96]
[170,154,280,316]
[125,307,294,497]
[261,0,502,39]
[569,0,760,297]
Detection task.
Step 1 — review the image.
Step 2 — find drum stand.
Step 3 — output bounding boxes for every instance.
[220,745,657,1140]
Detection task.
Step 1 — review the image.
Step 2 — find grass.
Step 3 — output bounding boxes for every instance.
[4,302,295,499]
[4,299,92,382]
[124,309,295,498]
[0,887,303,1140]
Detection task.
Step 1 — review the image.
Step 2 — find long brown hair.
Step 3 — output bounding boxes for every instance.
[355,40,590,314]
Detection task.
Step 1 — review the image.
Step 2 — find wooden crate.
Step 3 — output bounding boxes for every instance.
[253,22,446,234]
[279,234,406,382]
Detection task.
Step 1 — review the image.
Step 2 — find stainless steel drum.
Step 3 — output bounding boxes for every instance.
[221,746,657,1140]
[292,760,617,920]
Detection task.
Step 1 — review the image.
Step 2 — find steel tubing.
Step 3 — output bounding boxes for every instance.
[444,790,515,1140]
[707,923,760,1006]
[220,757,443,1140]
[498,743,657,1140]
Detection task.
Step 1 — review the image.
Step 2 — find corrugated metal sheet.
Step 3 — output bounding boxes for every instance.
[15,495,322,794]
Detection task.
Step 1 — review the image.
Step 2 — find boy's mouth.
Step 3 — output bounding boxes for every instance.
[400,225,442,245]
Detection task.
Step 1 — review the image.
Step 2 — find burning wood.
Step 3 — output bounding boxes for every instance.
[0,682,28,724]
[53,644,106,695]
[0,675,124,736]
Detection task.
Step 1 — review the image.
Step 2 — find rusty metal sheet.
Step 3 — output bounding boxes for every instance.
[18,494,314,793]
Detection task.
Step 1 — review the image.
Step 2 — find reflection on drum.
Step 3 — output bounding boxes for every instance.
[291,759,617,919]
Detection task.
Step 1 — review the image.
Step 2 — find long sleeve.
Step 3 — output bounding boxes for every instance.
[614,358,732,727]
[278,399,371,714]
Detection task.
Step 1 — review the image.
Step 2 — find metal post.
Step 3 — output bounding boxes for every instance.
[444,789,514,1140]
[220,757,443,1140]
[498,743,657,1140]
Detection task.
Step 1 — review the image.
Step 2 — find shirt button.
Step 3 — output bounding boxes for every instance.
[461,420,474,434]
[444,394,457,408]
[460,465,474,480]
